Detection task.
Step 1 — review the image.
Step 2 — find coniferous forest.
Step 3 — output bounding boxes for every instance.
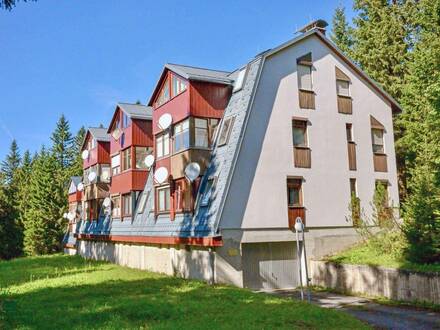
[0,0,439,264]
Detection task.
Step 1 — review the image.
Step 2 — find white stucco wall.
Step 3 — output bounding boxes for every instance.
[221,34,399,230]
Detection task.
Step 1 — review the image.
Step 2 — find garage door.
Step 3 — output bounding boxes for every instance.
[242,242,299,290]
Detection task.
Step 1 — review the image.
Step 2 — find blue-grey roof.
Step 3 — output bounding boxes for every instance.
[118,103,153,120]
[88,127,111,142]
[165,63,233,85]
[71,176,82,186]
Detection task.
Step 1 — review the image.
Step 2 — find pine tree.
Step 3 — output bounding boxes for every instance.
[351,0,410,101]
[23,148,66,255]
[71,126,85,177]
[331,5,354,56]
[400,0,440,263]
[15,150,33,228]
[51,114,74,171]
[0,140,23,258]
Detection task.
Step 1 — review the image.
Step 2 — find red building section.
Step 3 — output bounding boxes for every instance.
[80,127,111,221]
[147,64,233,220]
[107,103,153,220]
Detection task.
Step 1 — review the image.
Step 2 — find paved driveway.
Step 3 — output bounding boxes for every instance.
[267,290,440,329]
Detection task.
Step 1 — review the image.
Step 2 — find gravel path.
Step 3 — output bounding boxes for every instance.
[268,290,440,329]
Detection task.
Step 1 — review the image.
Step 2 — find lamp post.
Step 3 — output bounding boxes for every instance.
[294,217,311,302]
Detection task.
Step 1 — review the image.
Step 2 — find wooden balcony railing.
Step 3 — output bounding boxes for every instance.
[294,147,311,168]
[299,89,315,109]
[337,95,352,114]
[373,153,388,172]
[288,206,306,229]
[347,142,357,171]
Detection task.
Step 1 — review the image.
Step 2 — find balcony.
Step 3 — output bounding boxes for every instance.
[170,148,211,179]
[83,182,110,201]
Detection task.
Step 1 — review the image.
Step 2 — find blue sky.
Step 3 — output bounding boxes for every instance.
[0,0,355,160]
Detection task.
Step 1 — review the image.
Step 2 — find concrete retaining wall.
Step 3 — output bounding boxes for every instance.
[311,260,440,304]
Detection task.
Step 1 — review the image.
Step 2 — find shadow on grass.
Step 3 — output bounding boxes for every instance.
[0,254,107,289]
[2,274,367,329]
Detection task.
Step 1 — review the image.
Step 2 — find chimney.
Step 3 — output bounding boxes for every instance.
[297,19,328,35]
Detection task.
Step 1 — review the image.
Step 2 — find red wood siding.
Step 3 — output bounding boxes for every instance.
[110,169,149,194]
[189,81,230,118]
[132,119,153,147]
[152,90,190,135]
[83,147,98,169]
[97,141,110,164]
[68,191,82,203]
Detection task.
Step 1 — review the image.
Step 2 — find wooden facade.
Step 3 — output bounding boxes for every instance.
[170,149,211,179]
[347,142,357,170]
[110,170,148,194]
[83,183,110,201]
[294,147,311,168]
[83,140,110,169]
[374,153,388,172]
[288,207,306,228]
[298,90,315,109]
[68,191,82,203]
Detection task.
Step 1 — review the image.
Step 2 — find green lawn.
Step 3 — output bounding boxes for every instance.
[327,243,440,273]
[0,254,368,329]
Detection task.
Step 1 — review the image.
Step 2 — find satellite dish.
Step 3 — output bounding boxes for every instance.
[144,154,155,168]
[294,217,304,232]
[101,171,109,181]
[77,182,84,191]
[103,197,111,208]
[158,113,173,130]
[81,150,89,160]
[67,212,75,221]
[88,171,97,182]
[154,167,168,184]
[112,127,121,140]
[63,212,68,219]
[184,162,201,182]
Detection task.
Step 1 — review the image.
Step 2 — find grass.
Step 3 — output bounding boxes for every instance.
[326,243,440,273]
[0,254,369,329]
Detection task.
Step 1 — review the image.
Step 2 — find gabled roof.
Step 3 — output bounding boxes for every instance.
[265,29,402,112]
[147,64,233,106]
[81,127,110,151]
[117,102,153,120]
[107,103,152,134]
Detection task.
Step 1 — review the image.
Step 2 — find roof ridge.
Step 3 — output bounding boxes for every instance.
[118,102,149,107]
[167,62,231,74]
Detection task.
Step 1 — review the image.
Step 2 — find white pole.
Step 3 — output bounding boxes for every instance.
[295,218,304,301]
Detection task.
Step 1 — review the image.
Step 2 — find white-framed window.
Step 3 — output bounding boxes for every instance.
[122,148,132,171]
[337,80,350,97]
[111,154,121,175]
[137,192,148,214]
[135,147,153,169]
[156,133,170,158]
[112,195,121,218]
[101,165,111,182]
[218,117,235,146]
[157,186,170,212]
[174,119,190,152]
[122,194,132,216]
[298,64,313,91]
[372,128,385,154]
[172,75,187,96]
[233,67,247,92]
[194,118,209,148]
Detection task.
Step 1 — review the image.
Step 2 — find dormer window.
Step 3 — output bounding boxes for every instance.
[121,112,131,129]
[233,67,247,92]
[172,75,187,96]
[156,77,170,107]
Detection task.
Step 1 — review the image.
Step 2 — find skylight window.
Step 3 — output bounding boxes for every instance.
[233,67,247,92]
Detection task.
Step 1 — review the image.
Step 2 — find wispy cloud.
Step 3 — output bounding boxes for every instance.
[0,115,14,141]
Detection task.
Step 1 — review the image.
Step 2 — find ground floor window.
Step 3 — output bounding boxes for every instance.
[122,194,132,217]
[157,186,170,212]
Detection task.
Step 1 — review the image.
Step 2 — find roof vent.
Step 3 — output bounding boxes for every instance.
[297,19,328,35]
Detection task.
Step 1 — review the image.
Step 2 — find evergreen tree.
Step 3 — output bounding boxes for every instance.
[15,150,33,229]
[331,5,354,56]
[400,0,440,263]
[1,139,21,185]
[23,148,66,255]
[0,140,23,258]
[51,114,74,171]
[351,0,410,100]
[71,126,85,177]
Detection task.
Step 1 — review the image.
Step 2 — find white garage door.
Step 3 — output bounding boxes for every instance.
[242,242,299,291]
